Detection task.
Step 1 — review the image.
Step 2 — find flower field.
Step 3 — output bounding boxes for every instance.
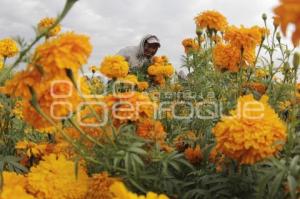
[0,0,300,198]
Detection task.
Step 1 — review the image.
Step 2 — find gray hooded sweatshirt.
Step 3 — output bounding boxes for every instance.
[116,34,159,69]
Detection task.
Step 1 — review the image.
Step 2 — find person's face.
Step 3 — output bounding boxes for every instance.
[144,43,159,58]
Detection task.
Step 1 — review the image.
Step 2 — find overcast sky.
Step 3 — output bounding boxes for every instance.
[0,0,296,73]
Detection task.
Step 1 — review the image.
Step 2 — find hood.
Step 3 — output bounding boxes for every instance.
[137,34,160,58]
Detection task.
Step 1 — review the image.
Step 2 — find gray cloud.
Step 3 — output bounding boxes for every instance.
[1,0,295,74]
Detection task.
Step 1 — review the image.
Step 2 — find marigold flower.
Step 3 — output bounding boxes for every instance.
[224,25,262,50]
[85,172,119,199]
[0,55,3,69]
[118,74,139,85]
[100,55,129,79]
[38,17,61,37]
[21,75,83,130]
[184,145,203,165]
[137,119,166,144]
[147,64,174,77]
[194,10,228,31]
[182,38,200,53]
[33,32,92,74]
[137,81,149,91]
[0,68,43,100]
[212,94,287,164]
[27,154,88,199]
[152,55,169,64]
[109,181,169,199]
[104,92,156,125]
[0,172,33,199]
[243,82,267,95]
[255,68,268,78]
[213,43,241,72]
[173,131,197,152]
[0,38,19,57]
[274,0,300,46]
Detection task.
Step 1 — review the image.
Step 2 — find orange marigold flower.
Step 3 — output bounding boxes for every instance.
[173,131,197,152]
[194,10,228,31]
[213,43,241,72]
[0,68,43,100]
[243,82,267,95]
[212,94,287,165]
[273,0,300,46]
[27,154,88,199]
[0,38,19,58]
[104,92,156,124]
[137,119,166,144]
[224,25,262,50]
[100,55,129,79]
[85,172,119,199]
[137,81,149,91]
[182,38,200,53]
[38,17,61,37]
[22,76,83,130]
[33,32,92,74]
[152,55,169,64]
[184,145,203,164]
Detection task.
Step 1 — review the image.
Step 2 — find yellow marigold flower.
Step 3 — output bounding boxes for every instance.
[147,64,174,77]
[274,0,300,46]
[27,154,88,199]
[182,38,200,54]
[137,81,149,91]
[255,68,268,78]
[194,10,228,31]
[85,172,119,199]
[213,43,241,72]
[184,145,203,165]
[118,74,139,85]
[100,55,129,78]
[0,172,34,199]
[33,32,92,74]
[110,182,169,199]
[212,94,287,165]
[224,25,262,50]
[0,55,4,69]
[12,100,24,119]
[137,119,166,144]
[15,140,48,158]
[38,17,61,37]
[252,25,270,39]
[0,38,19,58]
[279,100,291,111]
